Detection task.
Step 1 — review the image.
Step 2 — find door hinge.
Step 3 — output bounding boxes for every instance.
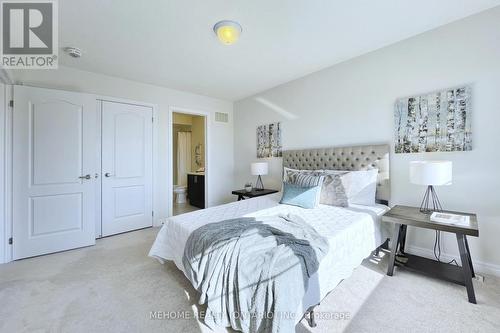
[152,117,154,123]
[8,237,13,245]
[152,211,154,217]
[9,100,13,108]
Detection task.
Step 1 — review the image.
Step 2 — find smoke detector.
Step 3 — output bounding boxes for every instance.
[64,47,82,58]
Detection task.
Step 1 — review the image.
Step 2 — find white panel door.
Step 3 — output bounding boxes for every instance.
[13,86,98,259]
[101,101,153,236]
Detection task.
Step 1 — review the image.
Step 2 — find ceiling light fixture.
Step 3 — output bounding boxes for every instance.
[213,20,242,45]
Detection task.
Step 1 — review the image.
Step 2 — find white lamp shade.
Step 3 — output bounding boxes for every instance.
[410,161,452,186]
[251,162,268,176]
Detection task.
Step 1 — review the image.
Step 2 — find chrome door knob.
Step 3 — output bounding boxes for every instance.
[104,173,113,177]
[79,174,91,180]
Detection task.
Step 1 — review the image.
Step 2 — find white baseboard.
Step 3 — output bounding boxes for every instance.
[405,245,500,278]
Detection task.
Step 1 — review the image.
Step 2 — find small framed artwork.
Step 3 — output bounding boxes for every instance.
[257,122,282,158]
[394,86,472,153]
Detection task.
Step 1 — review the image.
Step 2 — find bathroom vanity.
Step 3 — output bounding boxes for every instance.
[187,172,205,208]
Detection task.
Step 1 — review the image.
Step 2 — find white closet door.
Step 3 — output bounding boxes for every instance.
[13,86,98,259]
[101,101,153,236]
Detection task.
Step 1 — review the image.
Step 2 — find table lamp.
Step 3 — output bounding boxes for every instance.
[410,161,452,213]
[251,162,268,191]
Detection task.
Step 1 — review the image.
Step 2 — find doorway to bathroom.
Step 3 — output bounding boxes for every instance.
[170,110,207,216]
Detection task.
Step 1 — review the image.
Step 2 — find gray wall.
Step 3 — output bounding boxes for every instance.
[233,7,500,275]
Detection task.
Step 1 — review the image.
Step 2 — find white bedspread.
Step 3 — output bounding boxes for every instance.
[149,193,390,322]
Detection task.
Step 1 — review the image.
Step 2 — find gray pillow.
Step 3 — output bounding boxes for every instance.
[283,167,322,182]
[319,173,349,207]
[320,169,378,206]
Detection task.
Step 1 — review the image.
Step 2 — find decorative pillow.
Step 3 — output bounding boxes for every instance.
[282,167,324,205]
[283,167,322,182]
[280,182,321,209]
[319,173,349,207]
[339,169,378,206]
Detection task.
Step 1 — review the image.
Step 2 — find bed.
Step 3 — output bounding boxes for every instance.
[149,144,391,331]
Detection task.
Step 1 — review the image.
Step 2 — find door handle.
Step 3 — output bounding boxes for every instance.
[104,172,114,177]
[79,174,91,180]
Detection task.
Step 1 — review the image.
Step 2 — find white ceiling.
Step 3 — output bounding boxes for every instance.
[58,0,500,101]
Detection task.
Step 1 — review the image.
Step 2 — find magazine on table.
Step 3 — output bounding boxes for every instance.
[430,212,470,227]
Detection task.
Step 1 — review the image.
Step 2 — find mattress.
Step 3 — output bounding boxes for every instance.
[149,193,390,321]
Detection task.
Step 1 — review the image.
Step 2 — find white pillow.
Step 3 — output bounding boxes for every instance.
[339,169,378,206]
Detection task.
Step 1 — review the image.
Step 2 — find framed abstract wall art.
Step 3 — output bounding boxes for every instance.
[257,122,282,158]
[394,86,472,153]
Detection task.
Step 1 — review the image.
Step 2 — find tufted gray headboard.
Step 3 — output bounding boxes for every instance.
[282,144,390,203]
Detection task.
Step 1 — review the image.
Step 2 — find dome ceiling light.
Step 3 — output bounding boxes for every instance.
[213,20,242,45]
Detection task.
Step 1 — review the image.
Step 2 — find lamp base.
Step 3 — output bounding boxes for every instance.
[255,175,264,191]
[420,185,443,214]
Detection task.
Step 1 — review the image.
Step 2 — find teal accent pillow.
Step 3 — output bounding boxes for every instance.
[280,182,321,209]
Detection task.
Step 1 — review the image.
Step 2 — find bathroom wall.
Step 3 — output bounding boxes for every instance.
[173,113,193,126]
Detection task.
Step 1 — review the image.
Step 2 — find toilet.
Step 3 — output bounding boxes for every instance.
[173,185,188,204]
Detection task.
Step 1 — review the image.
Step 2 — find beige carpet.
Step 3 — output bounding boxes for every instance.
[1,227,499,333]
